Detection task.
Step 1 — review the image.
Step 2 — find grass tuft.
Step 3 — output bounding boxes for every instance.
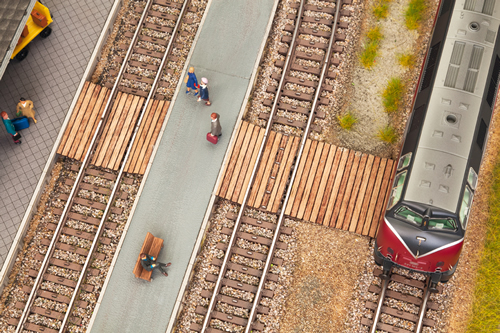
[359,26,383,69]
[398,53,415,68]
[466,161,500,332]
[382,77,404,113]
[373,3,389,19]
[377,125,397,143]
[337,112,358,130]
[405,0,427,30]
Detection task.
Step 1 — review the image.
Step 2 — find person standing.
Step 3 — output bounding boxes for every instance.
[184,67,199,96]
[140,253,171,277]
[197,77,211,106]
[16,97,37,123]
[211,113,222,137]
[1,112,21,144]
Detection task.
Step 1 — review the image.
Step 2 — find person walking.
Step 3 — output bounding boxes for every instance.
[1,111,22,144]
[197,77,211,106]
[184,67,199,96]
[16,97,37,123]
[140,253,171,277]
[211,112,222,137]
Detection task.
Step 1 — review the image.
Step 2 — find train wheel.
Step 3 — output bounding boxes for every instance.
[15,48,29,61]
[40,27,52,38]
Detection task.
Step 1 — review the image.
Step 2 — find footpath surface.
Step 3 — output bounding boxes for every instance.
[89,1,276,332]
[0,0,114,268]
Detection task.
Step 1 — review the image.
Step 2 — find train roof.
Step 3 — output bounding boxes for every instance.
[0,0,36,81]
[404,3,500,212]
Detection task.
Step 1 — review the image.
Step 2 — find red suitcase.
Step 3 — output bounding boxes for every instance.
[207,132,218,144]
[31,10,48,27]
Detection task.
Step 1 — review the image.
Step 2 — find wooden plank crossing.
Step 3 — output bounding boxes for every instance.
[124,99,169,174]
[90,91,145,170]
[285,142,395,237]
[57,82,111,160]
[217,122,395,237]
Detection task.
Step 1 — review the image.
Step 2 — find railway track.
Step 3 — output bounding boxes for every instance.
[8,1,194,332]
[361,268,442,333]
[189,0,353,331]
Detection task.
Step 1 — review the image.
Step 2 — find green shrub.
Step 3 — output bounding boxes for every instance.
[338,112,357,130]
[405,0,427,30]
[373,3,389,19]
[466,161,500,332]
[377,125,397,143]
[382,78,404,113]
[398,53,415,68]
[359,26,383,69]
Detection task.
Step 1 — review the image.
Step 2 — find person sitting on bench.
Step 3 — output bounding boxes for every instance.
[140,253,171,277]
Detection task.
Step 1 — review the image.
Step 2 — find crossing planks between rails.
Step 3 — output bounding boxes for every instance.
[57,82,111,161]
[217,121,395,237]
[58,82,169,173]
[124,99,169,174]
[285,143,395,237]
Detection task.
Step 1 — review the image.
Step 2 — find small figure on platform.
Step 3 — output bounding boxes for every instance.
[211,113,222,137]
[140,253,171,277]
[184,67,198,96]
[197,77,211,106]
[1,112,22,144]
[16,98,37,123]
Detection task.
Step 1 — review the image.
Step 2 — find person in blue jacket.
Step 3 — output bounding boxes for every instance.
[140,253,171,277]
[184,66,198,96]
[197,77,211,106]
[1,111,21,144]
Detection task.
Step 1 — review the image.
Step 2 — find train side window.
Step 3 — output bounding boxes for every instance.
[428,217,457,231]
[387,171,407,210]
[468,167,478,189]
[459,186,474,229]
[395,206,423,226]
[397,153,412,170]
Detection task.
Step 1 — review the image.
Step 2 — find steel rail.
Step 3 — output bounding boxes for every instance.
[244,1,343,331]
[199,1,306,331]
[13,1,155,331]
[370,270,392,333]
[59,2,193,331]
[415,280,431,333]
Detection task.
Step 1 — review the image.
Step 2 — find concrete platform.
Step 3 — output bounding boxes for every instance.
[0,0,115,267]
[89,0,276,332]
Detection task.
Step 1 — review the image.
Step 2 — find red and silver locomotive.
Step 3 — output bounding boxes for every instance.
[374,0,500,288]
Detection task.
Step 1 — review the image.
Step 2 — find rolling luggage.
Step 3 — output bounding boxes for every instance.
[31,10,48,27]
[12,116,30,131]
[207,132,218,144]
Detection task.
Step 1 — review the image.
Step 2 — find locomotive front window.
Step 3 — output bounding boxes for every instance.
[397,153,412,170]
[428,217,457,231]
[388,171,407,210]
[395,206,423,226]
[468,168,478,189]
[459,186,473,229]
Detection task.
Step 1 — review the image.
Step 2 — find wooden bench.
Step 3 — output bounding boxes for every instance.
[133,232,164,281]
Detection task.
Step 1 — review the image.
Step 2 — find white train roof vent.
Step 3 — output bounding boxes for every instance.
[464,45,483,92]
[445,42,465,88]
[439,185,450,193]
[433,130,444,137]
[441,98,452,105]
[444,164,453,178]
[451,134,462,142]
[419,180,431,188]
[425,162,436,170]
[482,0,495,15]
[459,102,469,110]
[443,112,461,128]
[486,29,496,43]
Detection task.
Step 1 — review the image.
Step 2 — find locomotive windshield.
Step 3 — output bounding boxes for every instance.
[394,205,458,232]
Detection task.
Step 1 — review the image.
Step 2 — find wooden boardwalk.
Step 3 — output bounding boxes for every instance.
[58,81,169,174]
[217,121,395,237]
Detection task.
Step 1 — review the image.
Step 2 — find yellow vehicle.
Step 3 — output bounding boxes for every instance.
[12,1,53,61]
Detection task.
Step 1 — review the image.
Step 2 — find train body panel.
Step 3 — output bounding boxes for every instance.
[375,0,500,284]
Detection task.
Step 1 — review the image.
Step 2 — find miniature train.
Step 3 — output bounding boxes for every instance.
[374,0,500,289]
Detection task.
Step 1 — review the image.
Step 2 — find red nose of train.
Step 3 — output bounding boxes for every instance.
[376,217,464,276]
